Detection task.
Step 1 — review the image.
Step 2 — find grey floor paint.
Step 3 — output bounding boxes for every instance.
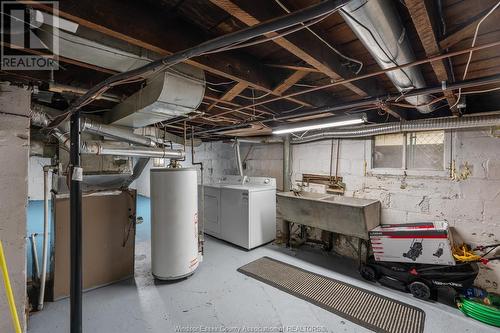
[28,237,494,333]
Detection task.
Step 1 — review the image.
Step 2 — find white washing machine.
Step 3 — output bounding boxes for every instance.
[200,176,276,249]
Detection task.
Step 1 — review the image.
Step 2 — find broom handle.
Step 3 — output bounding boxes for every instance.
[0,240,22,333]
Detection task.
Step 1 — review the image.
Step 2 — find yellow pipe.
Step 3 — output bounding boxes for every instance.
[0,240,22,333]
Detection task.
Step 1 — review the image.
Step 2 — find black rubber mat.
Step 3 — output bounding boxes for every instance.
[238,257,425,333]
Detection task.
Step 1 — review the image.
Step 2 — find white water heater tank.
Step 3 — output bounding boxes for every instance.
[150,168,200,280]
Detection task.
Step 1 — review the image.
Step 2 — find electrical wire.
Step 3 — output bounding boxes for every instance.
[462,86,500,95]
[237,91,271,100]
[339,8,415,89]
[389,96,447,108]
[203,9,336,55]
[273,0,364,74]
[450,0,500,109]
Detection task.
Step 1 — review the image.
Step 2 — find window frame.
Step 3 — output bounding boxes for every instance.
[366,130,451,177]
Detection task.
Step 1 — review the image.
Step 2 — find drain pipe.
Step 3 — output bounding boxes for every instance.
[283,135,292,192]
[281,135,292,246]
[29,234,40,282]
[39,164,57,311]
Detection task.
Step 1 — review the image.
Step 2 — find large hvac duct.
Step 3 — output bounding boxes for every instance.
[30,108,185,159]
[340,0,435,113]
[37,29,205,127]
[292,114,500,143]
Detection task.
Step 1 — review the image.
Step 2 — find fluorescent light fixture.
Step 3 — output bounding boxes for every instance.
[272,115,366,135]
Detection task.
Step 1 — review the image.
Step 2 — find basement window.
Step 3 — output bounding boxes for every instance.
[372,130,445,171]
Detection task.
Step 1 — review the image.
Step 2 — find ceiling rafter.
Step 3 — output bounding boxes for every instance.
[25,0,313,108]
[208,0,377,97]
[272,70,308,95]
[404,0,459,116]
[207,81,248,112]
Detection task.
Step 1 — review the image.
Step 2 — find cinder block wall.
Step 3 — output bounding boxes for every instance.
[134,130,500,292]
[0,85,30,332]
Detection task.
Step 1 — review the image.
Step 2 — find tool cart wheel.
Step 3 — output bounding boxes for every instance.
[409,281,432,300]
[359,264,377,282]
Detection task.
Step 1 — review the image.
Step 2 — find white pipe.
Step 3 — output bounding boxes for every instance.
[234,138,244,177]
[38,165,55,311]
[30,234,40,281]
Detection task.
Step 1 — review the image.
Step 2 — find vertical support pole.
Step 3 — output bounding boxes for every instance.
[282,134,291,192]
[69,112,82,333]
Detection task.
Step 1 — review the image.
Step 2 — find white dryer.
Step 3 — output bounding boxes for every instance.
[200,176,276,249]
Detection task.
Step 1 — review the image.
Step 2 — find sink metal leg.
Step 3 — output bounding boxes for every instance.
[281,219,291,247]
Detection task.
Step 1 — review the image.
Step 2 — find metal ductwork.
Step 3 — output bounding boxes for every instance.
[292,114,500,143]
[106,64,205,127]
[340,0,435,113]
[30,107,185,159]
[37,30,205,127]
[81,118,157,147]
[80,142,185,159]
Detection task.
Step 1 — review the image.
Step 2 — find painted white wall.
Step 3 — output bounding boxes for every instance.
[28,156,52,200]
[133,142,240,197]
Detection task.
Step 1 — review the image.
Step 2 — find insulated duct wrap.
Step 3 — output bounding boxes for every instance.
[292,114,500,143]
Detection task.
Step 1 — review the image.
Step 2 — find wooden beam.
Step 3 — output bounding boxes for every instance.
[266,64,321,73]
[439,16,483,50]
[405,0,459,115]
[380,104,404,120]
[209,0,377,97]
[272,71,308,95]
[207,81,248,112]
[26,1,313,108]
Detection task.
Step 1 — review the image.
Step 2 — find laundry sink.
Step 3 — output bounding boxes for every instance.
[276,192,380,239]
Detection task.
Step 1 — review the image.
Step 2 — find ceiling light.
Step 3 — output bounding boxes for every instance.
[272,114,366,135]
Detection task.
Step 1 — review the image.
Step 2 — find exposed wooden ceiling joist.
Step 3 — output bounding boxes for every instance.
[207,81,248,112]
[404,0,459,115]
[208,0,378,97]
[272,71,308,95]
[439,15,484,50]
[27,0,312,108]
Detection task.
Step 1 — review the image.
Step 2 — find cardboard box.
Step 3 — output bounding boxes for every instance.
[369,222,455,265]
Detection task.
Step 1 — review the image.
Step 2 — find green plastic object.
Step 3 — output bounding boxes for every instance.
[458,296,500,327]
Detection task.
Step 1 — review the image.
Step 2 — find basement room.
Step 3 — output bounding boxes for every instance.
[2,0,500,332]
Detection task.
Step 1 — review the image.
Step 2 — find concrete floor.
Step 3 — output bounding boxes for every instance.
[29,237,495,333]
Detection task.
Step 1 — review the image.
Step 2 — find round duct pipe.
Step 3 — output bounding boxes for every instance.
[292,114,500,144]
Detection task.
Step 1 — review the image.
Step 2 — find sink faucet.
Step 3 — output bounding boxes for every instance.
[292,184,304,196]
